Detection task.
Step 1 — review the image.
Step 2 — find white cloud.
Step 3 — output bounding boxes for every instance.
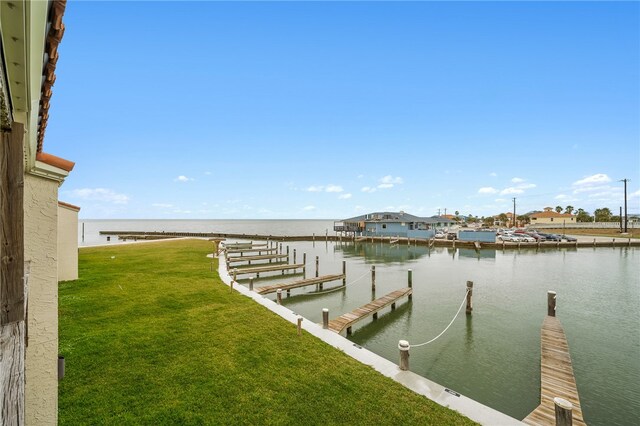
[303,205,316,211]
[478,187,498,194]
[326,184,344,193]
[631,190,640,198]
[69,188,129,204]
[511,177,525,183]
[175,175,193,182]
[377,183,394,189]
[573,173,611,187]
[500,187,524,195]
[204,171,212,175]
[361,186,376,193]
[152,203,173,208]
[306,185,324,192]
[489,172,498,177]
[380,175,404,185]
[518,183,537,190]
[307,184,344,193]
[339,193,352,199]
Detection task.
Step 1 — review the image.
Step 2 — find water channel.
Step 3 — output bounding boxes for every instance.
[238,241,639,425]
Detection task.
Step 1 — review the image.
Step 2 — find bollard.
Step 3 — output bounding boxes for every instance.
[249,277,254,291]
[548,290,557,317]
[58,356,65,380]
[554,397,573,426]
[315,256,319,278]
[398,340,410,371]
[466,281,473,315]
[277,289,282,305]
[371,265,376,291]
[297,316,303,336]
[342,260,346,285]
[322,308,329,329]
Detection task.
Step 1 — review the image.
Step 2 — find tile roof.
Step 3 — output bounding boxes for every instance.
[37,0,67,153]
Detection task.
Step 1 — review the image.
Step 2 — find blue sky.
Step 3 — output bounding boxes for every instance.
[47,1,639,219]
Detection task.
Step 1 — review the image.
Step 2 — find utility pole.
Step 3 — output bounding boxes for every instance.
[513,198,517,228]
[437,208,441,216]
[620,179,629,233]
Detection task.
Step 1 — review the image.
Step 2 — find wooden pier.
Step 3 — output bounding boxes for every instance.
[524,315,586,426]
[226,254,288,264]
[226,247,278,255]
[255,274,346,295]
[232,263,305,277]
[327,288,413,335]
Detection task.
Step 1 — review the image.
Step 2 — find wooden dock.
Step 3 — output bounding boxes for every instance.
[232,263,305,277]
[327,288,412,335]
[524,315,586,426]
[255,274,346,295]
[226,247,278,255]
[227,254,288,264]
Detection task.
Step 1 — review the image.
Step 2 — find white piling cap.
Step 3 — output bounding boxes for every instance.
[548,290,557,295]
[322,308,329,313]
[398,340,410,350]
[553,397,573,410]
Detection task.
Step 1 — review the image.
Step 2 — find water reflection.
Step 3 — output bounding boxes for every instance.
[334,241,430,263]
[458,248,496,260]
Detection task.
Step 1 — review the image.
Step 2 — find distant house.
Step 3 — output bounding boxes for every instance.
[530,207,575,225]
[334,211,456,239]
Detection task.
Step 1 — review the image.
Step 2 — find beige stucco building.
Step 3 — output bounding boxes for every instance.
[530,207,576,225]
[1,1,72,424]
[58,202,80,282]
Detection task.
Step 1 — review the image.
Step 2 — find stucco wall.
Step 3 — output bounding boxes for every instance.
[23,173,58,425]
[57,204,78,281]
[530,216,575,224]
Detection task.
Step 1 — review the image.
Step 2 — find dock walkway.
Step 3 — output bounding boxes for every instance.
[226,247,278,255]
[524,315,586,426]
[227,254,288,264]
[255,274,346,295]
[232,263,304,277]
[328,288,412,335]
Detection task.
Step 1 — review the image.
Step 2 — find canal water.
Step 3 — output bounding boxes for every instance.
[241,241,639,426]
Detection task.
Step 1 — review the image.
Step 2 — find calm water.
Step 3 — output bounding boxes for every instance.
[83,220,640,425]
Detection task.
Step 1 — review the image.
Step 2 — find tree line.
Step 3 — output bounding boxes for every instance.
[459,205,626,227]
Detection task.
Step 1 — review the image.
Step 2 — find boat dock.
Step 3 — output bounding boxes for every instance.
[232,263,305,278]
[255,274,346,295]
[226,247,278,255]
[327,288,413,335]
[524,293,586,425]
[226,254,288,264]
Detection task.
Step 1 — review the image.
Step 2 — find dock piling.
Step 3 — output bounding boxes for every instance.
[554,397,573,426]
[466,281,473,315]
[342,261,346,285]
[277,289,282,305]
[297,316,303,336]
[548,290,557,316]
[293,249,296,264]
[398,340,410,371]
[315,256,319,278]
[371,265,376,291]
[249,277,254,291]
[322,308,329,329]
[408,269,413,300]
[303,253,307,277]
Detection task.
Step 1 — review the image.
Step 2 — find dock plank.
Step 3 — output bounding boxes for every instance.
[255,274,346,294]
[523,315,586,425]
[231,263,304,276]
[227,254,289,264]
[327,288,412,334]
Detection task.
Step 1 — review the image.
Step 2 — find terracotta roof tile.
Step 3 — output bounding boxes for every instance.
[36,152,75,172]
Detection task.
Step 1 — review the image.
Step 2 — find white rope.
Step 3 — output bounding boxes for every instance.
[410,289,470,348]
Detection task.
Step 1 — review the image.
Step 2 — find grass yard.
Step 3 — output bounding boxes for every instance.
[544,228,640,238]
[59,239,475,425]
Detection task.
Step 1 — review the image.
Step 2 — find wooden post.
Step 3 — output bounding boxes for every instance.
[313,233,315,242]
[303,253,307,277]
[230,280,234,292]
[325,229,328,242]
[466,281,473,315]
[249,277,254,291]
[554,397,573,426]
[342,260,346,285]
[408,269,413,300]
[233,269,237,283]
[297,316,303,336]
[1,122,26,424]
[277,289,282,305]
[286,246,290,263]
[371,265,376,291]
[58,356,65,381]
[548,291,557,317]
[322,308,329,329]
[293,249,296,264]
[398,340,410,371]
[315,256,319,278]
[279,243,282,254]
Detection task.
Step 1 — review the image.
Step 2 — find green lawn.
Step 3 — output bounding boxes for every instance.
[59,239,475,425]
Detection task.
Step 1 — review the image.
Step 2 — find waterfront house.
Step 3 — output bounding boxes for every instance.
[334,211,456,239]
[1,1,72,423]
[530,207,575,225]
